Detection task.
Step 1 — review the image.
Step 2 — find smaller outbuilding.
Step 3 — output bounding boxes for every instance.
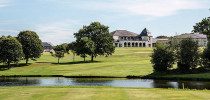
[42,42,54,52]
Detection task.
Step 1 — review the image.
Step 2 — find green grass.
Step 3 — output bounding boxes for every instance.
[1,47,210,79]
[0,47,153,77]
[0,86,210,100]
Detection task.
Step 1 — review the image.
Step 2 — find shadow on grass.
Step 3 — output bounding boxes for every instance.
[36,62,53,64]
[52,61,102,65]
[0,63,31,71]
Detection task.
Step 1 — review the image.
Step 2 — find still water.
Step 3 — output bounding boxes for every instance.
[0,77,210,90]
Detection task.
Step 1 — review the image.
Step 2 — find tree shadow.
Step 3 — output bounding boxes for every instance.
[0,63,31,71]
[36,62,52,64]
[52,61,102,65]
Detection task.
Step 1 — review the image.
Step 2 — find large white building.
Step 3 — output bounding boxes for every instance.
[110,28,153,47]
[173,33,207,47]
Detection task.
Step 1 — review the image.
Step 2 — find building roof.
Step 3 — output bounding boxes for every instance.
[175,33,207,39]
[140,28,152,37]
[42,42,54,47]
[110,30,138,36]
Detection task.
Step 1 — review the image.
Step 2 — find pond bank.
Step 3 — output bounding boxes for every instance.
[1,75,210,82]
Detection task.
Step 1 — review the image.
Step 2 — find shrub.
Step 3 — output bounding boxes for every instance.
[151,42,175,72]
[177,38,200,71]
[200,48,210,68]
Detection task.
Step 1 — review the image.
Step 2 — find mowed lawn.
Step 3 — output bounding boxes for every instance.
[1,47,210,79]
[0,86,210,100]
[0,48,153,77]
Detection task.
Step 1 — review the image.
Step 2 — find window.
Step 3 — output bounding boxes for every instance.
[204,39,207,42]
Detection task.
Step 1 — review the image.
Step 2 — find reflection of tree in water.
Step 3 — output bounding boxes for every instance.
[152,80,178,88]
[151,79,210,90]
[0,77,40,86]
[176,81,210,90]
[70,78,116,86]
[71,78,115,83]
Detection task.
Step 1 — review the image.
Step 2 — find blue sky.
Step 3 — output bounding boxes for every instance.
[0,0,209,45]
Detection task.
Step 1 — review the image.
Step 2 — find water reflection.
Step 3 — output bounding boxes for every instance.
[0,77,40,86]
[0,77,210,90]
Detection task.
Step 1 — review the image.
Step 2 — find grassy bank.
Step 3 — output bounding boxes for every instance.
[0,86,210,100]
[1,47,210,80]
[0,48,153,77]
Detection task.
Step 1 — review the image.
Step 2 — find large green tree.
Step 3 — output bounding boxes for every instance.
[17,31,43,64]
[151,42,175,72]
[75,37,95,63]
[74,22,115,62]
[193,17,210,68]
[177,38,200,71]
[52,45,66,64]
[0,36,23,68]
[193,17,210,47]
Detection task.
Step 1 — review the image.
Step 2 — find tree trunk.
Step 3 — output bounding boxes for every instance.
[84,56,86,63]
[91,55,94,62]
[7,62,10,69]
[207,36,210,48]
[58,58,60,64]
[73,53,75,62]
[26,58,29,65]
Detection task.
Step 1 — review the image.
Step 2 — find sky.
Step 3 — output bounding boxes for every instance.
[0,0,209,45]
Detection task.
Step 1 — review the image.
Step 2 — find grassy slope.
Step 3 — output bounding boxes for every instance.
[0,86,210,100]
[0,48,153,77]
[1,47,210,79]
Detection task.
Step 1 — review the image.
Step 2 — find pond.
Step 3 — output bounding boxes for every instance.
[0,77,210,90]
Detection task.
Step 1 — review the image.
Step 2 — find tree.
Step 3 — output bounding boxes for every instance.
[177,38,200,71]
[75,37,95,63]
[61,43,69,54]
[0,36,23,69]
[151,42,175,72]
[17,31,43,64]
[67,41,77,62]
[52,45,66,64]
[201,48,210,68]
[193,17,210,66]
[74,22,115,62]
[156,35,170,39]
[193,17,210,47]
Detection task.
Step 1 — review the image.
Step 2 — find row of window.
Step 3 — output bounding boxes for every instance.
[119,37,151,41]
[115,43,152,47]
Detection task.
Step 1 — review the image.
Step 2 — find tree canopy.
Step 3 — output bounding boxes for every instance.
[151,42,175,72]
[74,22,115,61]
[75,37,95,62]
[156,35,170,39]
[193,17,210,36]
[52,45,66,64]
[0,36,23,68]
[17,30,43,64]
[177,38,200,71]
[193,17,210,47]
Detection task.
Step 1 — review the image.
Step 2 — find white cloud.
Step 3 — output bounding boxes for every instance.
[0,29,18,33]
[35,20,82,45]
[0,0,12,8]
[48,0,209,17]
[78,0,209,17]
